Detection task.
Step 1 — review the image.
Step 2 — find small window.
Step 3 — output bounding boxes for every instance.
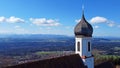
[78,42,80,51]
[88,42,90,51]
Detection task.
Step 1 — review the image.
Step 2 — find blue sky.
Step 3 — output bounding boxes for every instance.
[0,0,120,37]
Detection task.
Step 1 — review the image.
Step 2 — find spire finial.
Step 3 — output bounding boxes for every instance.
[82,4,84,11]
[82,4,84,16]
[82,4,85,18]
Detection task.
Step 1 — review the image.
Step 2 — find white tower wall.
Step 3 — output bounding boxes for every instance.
[75,37,94,68]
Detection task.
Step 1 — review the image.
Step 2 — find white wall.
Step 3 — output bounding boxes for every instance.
[75,37,92,56]
[75,37,94,68]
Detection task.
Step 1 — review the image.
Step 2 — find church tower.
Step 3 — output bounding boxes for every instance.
[74,11,94,68]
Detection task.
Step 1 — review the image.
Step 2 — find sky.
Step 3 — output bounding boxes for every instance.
[0,0,120,37]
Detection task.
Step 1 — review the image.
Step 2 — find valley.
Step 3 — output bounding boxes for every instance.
[0,34,120,67]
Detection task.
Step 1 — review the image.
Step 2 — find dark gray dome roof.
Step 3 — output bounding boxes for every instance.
[74,14,93,37]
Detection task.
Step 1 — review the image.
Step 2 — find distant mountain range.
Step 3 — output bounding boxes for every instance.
[0,34,120,38]
[0,34,71,39]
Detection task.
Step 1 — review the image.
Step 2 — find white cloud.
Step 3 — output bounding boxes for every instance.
[0,16,25,23]
[7,16,25,23]
[107,22,115,27]
[89,16,120,28]
[90,16,107,24]
[94,25,99,29]
[30,18,61,26]
[75,19,81,23]
[0,16,6,23]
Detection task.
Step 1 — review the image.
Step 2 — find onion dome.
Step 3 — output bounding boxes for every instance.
[74,13,93,37]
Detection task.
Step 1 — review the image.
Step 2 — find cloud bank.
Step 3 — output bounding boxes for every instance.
[0,16,25,23]
[90,16,116,27]
[90,16,107,24]
[30,18,60,26]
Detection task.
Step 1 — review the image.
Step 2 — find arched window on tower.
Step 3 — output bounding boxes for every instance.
[88,42,90,52]
[77,42,80,51]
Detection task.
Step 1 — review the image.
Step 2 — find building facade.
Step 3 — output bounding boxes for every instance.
[74,12,94,68]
